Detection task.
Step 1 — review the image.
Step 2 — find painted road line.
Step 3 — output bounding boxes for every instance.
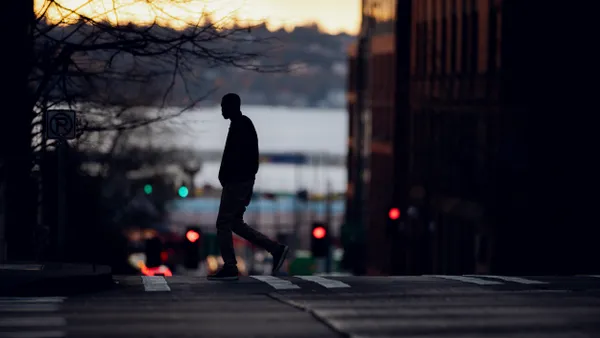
[0,331,66,338]
[141,276,171,292]
[0,317,66,327]
[0,303,62,312]
[466,275,547,285]
[428,275,503,285]
[315,272,353,277]
[0,298,66,338]
[250,276,300,290]
[0,297,65,304]
[296,276,351,288]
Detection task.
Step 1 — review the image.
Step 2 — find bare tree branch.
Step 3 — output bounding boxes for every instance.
[30,0,288,170]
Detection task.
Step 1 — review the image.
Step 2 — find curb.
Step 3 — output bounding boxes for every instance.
[1,272,115,297]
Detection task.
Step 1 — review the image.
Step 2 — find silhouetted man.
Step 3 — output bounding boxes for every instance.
[208,93,289,281]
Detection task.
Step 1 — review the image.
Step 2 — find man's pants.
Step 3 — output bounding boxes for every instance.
[217,180,279,267]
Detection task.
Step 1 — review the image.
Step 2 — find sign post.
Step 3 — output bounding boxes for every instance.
[45,109,76,261]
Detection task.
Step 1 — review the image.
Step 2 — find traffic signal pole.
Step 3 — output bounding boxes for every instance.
[325,180,333,273]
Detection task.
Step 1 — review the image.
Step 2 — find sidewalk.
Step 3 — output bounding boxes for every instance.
[0,262,113,296]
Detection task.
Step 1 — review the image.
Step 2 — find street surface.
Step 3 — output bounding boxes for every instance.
[1,275,599,337]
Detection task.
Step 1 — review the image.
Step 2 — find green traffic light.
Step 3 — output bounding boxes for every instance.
[178,186,189,198]
[144,184,153,195]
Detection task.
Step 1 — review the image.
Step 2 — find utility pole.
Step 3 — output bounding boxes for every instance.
[56,139,68,260]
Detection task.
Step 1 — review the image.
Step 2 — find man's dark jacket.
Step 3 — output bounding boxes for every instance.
[218,114,259,185]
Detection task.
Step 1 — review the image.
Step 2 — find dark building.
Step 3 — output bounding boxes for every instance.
[346,0,598,276]
[347,0,406,276]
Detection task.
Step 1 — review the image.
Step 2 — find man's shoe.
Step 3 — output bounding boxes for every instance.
[207,265,239,281]
[271,245,290,275]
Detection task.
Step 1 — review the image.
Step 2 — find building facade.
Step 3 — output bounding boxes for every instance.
[346,0,592,275]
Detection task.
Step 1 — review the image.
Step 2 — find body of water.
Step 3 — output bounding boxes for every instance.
[142,105,348,194]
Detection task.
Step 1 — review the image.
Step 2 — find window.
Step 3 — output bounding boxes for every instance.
[441,0,448,76]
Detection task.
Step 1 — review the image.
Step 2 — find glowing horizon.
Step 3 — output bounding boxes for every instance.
[34,0,361,35]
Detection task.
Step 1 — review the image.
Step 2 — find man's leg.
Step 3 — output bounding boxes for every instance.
[208,185,241,280]
[229,181,290,275]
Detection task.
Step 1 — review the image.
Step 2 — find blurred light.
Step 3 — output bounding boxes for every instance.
[206,255,219,272]
[186,230,200,242]
[206,255,247,275]
[178,186,189,198]
[140,263,173,277]
[237,257,247,275]
[142,229,158,240]
[389,208,400,220]
[160,251,169,262]
[312,226,326,239]
[407,206,418,218]
[144,184,153,195]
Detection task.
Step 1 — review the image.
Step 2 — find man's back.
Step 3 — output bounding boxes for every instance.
[218,114,259,184]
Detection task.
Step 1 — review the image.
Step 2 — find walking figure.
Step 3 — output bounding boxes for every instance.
[208,93,290,281]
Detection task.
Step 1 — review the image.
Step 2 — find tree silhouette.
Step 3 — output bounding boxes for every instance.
[3,0,287,261]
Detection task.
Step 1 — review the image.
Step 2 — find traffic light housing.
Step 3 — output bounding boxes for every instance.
[311,222,330,258]
[145,237,163,268]
[387,207,402,234]
[182,227,202,269]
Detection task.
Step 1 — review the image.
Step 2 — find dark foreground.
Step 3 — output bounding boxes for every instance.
[1,275,599,337]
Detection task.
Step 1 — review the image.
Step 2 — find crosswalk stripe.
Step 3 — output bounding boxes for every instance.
[0,317,66,327]
[466,275,547,285]
[296,276,351,288]
[250,276,300,290]
[0,298,65,304]
[0,331,66,338]
[141,276,171,292]
[0,303,62,312]
[428,275,503,285]
[0,298,66,337]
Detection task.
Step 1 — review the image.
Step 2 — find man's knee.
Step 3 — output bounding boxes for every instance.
[216,213,235,231]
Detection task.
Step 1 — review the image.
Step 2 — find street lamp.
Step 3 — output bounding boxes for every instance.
[182,160,201,198]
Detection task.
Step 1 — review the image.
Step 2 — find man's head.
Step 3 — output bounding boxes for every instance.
[221,93,241,119]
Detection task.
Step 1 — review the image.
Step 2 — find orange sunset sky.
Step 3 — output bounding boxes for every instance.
[34,0,362,35]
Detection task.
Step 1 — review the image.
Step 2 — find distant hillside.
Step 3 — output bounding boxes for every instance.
[208,23,355,108]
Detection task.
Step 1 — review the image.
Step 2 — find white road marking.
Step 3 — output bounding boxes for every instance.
[250,276,300,290]
[586,275,600,278]
[428,275,503,285]
[0,297,65,304]
[0,331,66,338]
[466,275,547,285]
[0,304,62,312]
[141,276,171,292]
[296,276,351,288]
[0,298,66,338]
[315,272,353,277]
[0,317,66,327]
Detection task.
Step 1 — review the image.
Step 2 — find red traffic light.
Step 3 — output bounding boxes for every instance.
[160,251,169,262]
[388,207,400,220]
[312,226,326,239]
[186,230,200,243]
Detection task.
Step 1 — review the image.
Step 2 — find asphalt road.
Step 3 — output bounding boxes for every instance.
[1,275,599,338]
